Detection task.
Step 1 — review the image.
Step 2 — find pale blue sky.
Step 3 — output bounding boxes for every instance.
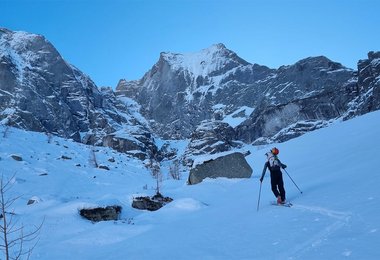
[1,0,379,87]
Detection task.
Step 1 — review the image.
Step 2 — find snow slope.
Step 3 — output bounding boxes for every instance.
[0,110,380,259]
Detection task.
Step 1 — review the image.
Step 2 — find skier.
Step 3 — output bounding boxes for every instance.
[260,147,287,204]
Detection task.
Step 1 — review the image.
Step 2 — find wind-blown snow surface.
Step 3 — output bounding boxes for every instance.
[1,110,380,259]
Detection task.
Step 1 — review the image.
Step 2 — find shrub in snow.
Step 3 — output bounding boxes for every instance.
[1,174,43,259]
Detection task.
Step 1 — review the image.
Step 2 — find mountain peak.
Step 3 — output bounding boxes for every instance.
[0,28,43,46]
[159,43,248,78]
[286,55,349,72]
[207,43,227,51]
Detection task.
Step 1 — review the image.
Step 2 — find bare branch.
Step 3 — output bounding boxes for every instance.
[0,174,43,260]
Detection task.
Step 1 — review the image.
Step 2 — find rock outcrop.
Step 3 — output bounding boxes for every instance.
[343,51,380,118]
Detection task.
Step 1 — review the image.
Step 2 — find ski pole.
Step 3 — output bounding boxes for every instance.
[257,181,262,211]
[284,169,303,194]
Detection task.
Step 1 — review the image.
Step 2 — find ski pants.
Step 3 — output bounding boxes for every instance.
[270,172,286,201]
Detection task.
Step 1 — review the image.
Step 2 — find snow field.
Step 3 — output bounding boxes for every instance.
[0,110,379,259]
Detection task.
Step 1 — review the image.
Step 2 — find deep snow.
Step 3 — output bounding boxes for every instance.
[0,110,379,259]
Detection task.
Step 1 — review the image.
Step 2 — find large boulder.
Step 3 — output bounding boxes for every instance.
[188,152,252,185]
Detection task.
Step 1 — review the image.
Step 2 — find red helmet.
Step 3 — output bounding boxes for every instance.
[271,147,279,155]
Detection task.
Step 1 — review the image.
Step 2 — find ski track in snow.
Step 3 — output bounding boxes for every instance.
[284,204,352,259]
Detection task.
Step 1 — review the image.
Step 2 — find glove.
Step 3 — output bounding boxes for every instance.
[282,164,287,169]
[259,177,263,182]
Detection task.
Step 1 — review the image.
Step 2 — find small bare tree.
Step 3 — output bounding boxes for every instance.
[152,161,162,195]
[147,157,162,195]
[45,132,53,144]
[2,113,17,138]
[89,148,99,168]
[169,159,181,180]
[0,174,43,260]
[2,125,10,139]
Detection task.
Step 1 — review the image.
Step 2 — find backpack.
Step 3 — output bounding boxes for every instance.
[267,153,281,170]
[266,147,281,171]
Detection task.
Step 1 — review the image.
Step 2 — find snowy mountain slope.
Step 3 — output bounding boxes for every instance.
[0,28,157,160]
[1,109,379,259]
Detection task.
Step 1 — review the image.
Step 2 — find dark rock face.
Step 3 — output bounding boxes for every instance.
[79,206,122,222]
[235,94,344,145]
[188,152,253,185]
[0,28,97,139]
[0,28,156,160]
[343,51,380,118]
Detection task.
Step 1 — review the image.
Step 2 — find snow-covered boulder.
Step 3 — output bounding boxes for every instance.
[132,193,173,211]
[79,205,122,222]
[27,196,41,205]
[188,152,252,185]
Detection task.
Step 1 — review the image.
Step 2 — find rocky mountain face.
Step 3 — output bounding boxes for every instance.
[116,43,275,140]
[117,44,379,159]
[235,56,356,144]
[344,51,380,118]
[117,45,356,145]
[1,28,379,163]
[0,28,156,160]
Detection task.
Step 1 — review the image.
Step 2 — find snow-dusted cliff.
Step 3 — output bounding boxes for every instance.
[0,28,156,160]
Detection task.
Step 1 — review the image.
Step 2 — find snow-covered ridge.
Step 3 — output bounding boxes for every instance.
[1,29,41,49]
[161,43,246,78]
[0,29,42,81]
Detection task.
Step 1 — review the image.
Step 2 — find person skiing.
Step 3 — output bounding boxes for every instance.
[260,147,287,204]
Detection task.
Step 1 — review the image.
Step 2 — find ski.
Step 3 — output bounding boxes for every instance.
[271,201,292,207]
